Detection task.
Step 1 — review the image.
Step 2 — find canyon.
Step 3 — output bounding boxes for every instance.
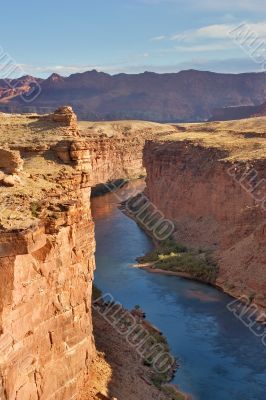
[0,107,265,399]
[0,108,176,399]
[1,70,266,122]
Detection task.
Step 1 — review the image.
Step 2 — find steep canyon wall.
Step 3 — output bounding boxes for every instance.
[0,118,97,399]
[0,205,95,400]
[1,109,265,399]
[143,120,266,309]
[0,109,170,399]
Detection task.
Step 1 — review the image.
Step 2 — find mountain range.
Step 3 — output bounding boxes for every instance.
[0,69,266,122]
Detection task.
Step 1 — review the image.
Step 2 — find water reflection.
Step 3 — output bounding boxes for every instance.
[92,181,266,400]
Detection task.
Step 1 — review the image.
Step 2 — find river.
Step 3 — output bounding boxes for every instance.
[91,181,266,400]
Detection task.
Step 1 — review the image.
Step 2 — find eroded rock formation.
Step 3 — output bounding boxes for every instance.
[0,115,96,398]
[2,107,264,399]
[0,148,23,175]
[0,147,24,187]
[143,118,266,310]
[55,138,145,184]
[48,106,78,131]
[0,210,95,400]
[0,110,175,399]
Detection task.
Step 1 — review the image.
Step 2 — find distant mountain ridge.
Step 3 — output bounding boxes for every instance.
[0,69,266,122]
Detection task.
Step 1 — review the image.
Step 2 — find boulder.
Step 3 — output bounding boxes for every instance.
[51,106,78,130]
[0,147,23,174]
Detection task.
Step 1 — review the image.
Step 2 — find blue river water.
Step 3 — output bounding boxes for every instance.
[92,182,266,400]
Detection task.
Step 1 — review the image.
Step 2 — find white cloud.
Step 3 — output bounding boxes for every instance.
[150,35,166,41]
[171,24,233,41]
[171,22,266,42]
[246,22,266,38]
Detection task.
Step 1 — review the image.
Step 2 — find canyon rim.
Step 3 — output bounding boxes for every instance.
[0,106,265,399]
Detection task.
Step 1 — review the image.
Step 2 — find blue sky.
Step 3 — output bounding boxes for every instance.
[1,0,266,77]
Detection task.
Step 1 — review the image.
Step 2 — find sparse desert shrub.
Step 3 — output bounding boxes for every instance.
[30,201,42,217]
[137,239,219,283]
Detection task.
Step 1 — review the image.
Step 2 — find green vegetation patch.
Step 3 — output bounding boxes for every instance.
[137,239,218,284]
[30,201,42,218]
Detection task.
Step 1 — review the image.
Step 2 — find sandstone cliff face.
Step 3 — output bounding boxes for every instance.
[55,138,145,185]
[0,110,175,399]
[0,110,96,399]
[52,119,176,187]
[77,120,176,185]
[143,119,266,309]
[0,206,95,400]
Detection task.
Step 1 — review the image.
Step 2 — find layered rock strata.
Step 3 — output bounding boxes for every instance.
[0,226,95,400]
[0,111,95,399]
[0,109,175,399]
[143,118,266,309]
[44,106,78,132]
[77,120,176,185]
[0,205,95,400]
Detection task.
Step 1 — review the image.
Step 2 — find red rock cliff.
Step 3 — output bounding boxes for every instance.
[0,111,175,399]
[143,118,266,309]
[77,120,176,185]
[55,137,145,185]
[0,204,95,400]
[0,111,97,400]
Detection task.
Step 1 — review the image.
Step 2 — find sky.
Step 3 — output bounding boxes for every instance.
[0,0,266,78]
